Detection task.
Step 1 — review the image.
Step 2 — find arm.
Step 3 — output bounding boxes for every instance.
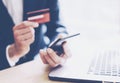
[40,0,71,68]
[8,21,39,65]
[0,46,10,70]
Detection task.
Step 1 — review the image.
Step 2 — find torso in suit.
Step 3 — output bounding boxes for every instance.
[0,0,67,70]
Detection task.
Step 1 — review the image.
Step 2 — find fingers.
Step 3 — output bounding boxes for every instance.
[40,48,62,67]
[15,28,34,41]
[40,50,48,64]
[44,54,59,67]
[40,42,72,67]
[47,48,61,64]
[13,21,39,30]
[14,28,35,46]
[14,26,34,36]
[12,21,38,56]
[62,41,72,59]
[13,21,37,46]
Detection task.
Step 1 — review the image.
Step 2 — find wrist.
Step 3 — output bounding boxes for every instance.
[8,44,22,60]
[6,45,19,66]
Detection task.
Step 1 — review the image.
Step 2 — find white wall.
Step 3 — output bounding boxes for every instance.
[59,0,120,40]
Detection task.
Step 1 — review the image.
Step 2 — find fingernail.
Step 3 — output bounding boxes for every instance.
[40,49,44,53]
[47,48,52,53]
[34,22,39,27]
[40,49,42,52]
[54,64,59,67]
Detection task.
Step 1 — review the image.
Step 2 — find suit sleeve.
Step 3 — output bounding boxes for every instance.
[45,0,68,42]
[0,45,10,70]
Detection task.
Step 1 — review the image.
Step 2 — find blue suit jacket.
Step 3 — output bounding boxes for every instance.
[0,0,67,70]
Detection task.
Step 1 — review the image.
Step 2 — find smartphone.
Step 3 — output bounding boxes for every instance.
[48,33,80,55]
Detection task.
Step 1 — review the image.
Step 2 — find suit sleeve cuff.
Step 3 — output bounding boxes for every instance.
[6,45,19,67]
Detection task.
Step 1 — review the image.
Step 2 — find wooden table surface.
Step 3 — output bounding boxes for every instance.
[0,58,73,83]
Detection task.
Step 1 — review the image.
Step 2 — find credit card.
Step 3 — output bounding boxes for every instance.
[27,8,50,24]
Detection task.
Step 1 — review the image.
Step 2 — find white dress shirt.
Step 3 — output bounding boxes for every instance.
[2,0,23,24]
[2,0,23,66]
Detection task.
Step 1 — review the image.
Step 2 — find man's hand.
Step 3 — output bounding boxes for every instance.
[8,21,39,60]
[40,35,72,68]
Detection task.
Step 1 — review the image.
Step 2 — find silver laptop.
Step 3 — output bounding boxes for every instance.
[49,36,120,82]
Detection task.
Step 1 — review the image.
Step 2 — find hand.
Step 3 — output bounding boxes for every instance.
[8,21,39,59]
[40,40,72,68]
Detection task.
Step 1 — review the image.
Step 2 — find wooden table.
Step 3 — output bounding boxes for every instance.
[0,58,73,83]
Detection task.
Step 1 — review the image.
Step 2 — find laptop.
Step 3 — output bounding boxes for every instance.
[48,36,120,82]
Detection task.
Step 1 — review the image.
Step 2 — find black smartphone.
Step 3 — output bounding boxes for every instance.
[48,33,80,55]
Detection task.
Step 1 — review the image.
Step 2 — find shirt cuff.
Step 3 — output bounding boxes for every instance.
[6,45,19,67]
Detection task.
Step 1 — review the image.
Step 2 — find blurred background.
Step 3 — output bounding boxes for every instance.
[59,0,120,40]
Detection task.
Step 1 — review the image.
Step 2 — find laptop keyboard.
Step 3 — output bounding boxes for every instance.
[88,49,120,77]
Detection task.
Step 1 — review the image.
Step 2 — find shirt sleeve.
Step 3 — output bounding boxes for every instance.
[6,45,19,67]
